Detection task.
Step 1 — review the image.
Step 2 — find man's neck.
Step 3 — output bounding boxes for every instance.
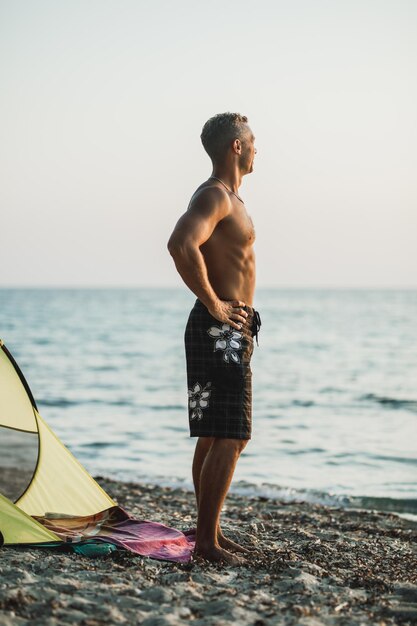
[211,166,243,194]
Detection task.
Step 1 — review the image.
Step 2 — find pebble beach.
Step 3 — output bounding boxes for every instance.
[1,477,416,626]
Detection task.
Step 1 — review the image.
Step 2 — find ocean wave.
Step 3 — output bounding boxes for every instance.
[213,481,417,517]
[38,398,134,408]
[359,393,417,413]
[92,471,417,519]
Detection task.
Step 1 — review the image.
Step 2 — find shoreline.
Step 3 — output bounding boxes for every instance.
[1,476,416,625]
[72,468,417,522]
[96,472,417,523]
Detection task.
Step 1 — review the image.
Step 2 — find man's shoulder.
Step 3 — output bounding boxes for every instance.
[195,183,228,198]
[189,183,232,212]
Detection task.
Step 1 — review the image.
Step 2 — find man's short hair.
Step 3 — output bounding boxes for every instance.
[200,112,249,162]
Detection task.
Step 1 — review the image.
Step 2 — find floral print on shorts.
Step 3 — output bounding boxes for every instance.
[207,323,243,364]
[188,381,212,421]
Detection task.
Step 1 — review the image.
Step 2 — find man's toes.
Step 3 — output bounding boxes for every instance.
[194,544,246,566]
[217,533,253,554]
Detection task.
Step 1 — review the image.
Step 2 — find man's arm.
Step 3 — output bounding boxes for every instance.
[167,186,248,330]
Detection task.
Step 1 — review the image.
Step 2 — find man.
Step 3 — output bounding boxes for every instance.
[167,112,261,565]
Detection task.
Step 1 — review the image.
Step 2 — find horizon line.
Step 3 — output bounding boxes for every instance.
[0,285,416,291]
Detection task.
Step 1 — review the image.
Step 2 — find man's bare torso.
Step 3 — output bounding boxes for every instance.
[190,180,256,306]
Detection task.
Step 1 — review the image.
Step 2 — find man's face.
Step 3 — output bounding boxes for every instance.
[240,127,257,174]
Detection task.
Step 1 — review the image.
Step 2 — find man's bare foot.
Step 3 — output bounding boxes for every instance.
[217,532,253,554]
[194,543,246,566]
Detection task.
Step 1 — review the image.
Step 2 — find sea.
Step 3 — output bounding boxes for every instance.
[1,287,416,521]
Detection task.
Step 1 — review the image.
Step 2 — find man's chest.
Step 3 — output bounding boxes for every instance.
[217,205,256,247]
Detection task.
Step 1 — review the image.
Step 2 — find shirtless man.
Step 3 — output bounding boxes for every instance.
[167,112,261,565]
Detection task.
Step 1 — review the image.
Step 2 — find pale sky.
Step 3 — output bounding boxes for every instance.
[1,0,416,288]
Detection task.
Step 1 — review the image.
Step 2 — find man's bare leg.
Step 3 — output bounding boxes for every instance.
[192,437,250,554]
[194,437,248,564]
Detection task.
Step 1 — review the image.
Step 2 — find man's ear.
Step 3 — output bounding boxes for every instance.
[233,138,242,154]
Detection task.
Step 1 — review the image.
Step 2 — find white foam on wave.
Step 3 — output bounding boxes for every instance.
[95,468,417,524]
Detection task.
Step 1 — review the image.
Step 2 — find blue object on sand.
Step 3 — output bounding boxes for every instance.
[72,542,118,557]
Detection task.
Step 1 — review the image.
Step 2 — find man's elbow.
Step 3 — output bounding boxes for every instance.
[167,236,194,259]
[167,236,181,257]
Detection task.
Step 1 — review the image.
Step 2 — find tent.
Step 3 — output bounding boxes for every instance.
[0,339,195,561]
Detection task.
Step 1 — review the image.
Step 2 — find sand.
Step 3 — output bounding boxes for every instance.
[1,476,416,626]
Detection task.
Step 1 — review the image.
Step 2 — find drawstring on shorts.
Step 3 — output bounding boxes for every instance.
[251,309,262,346]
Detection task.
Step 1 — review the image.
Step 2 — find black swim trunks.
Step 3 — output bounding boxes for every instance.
[184,299,261,440]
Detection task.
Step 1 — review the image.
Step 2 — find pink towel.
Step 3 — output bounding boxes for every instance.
[35,505,196,563]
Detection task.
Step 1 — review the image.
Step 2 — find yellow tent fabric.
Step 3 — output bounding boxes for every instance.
[0,342,37,433]
[0,340,116,545]
[17,410,115,517]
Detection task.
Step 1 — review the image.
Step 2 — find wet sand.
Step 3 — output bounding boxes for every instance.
[1,476,416,625]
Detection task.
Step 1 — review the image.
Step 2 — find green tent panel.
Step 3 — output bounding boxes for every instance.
[0,492,60,544]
